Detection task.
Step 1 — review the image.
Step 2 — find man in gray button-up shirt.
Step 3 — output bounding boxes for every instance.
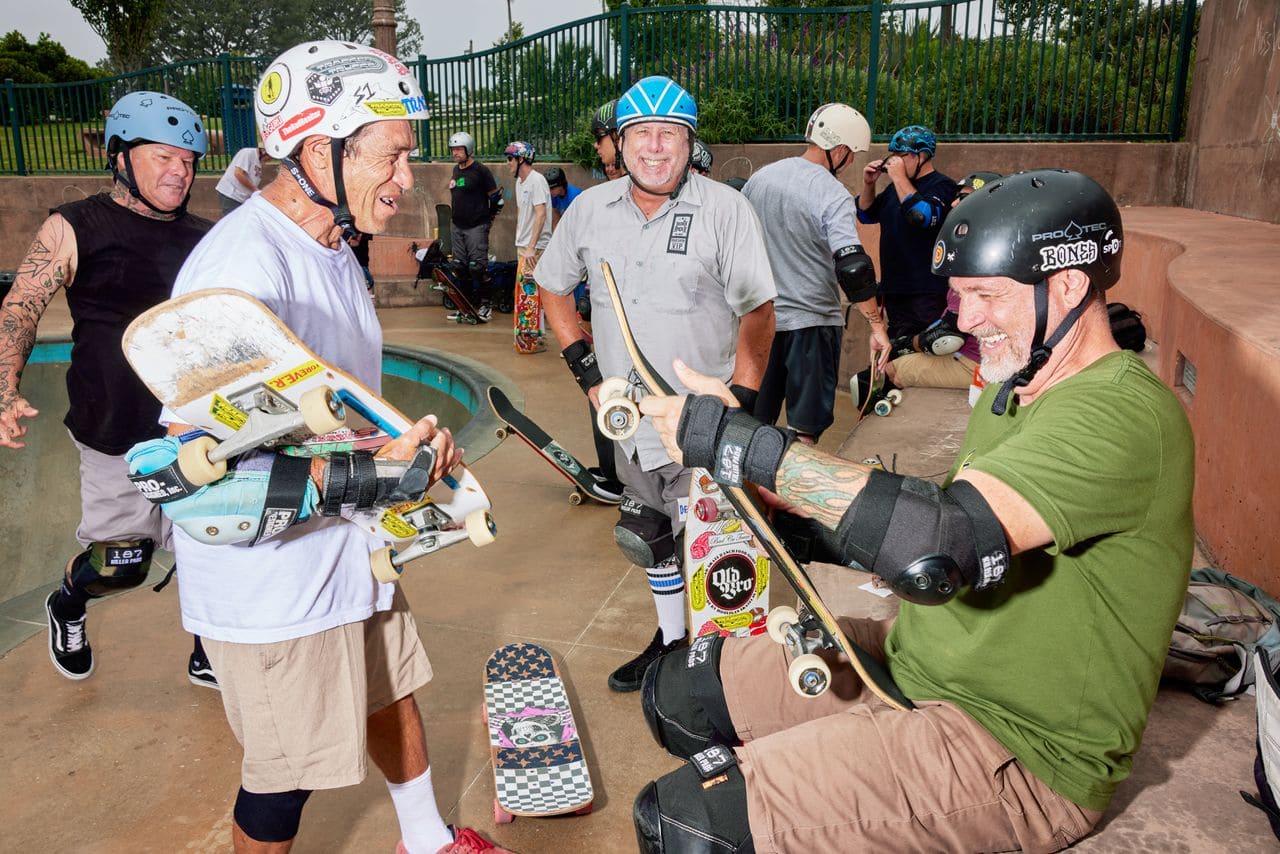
[535,76,776,693]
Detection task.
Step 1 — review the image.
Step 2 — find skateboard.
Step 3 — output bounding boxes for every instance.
[122,288,497,584]
[513,255,545,354]
[483,642,594,822]
[486,386,621,506]
[435,202,454,257]
[855,366,902,420]
[598,261,912,709]
[432,267,485,325]
[685,469,770,637]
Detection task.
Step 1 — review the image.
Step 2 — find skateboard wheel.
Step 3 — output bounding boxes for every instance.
[766,605,799,644]
[494,799,515,825]
[694,496,720,523]
[574,803,594,816]
[597,376,630,402]
[597,398,639,441]
[569,490,584,506]
[370,547,402,583]
[466,511,497,546]
[177,435,227,486]
[299,386,346,435]
[885,389,903,405]
[788,653,832,698]
[494,426,508,441]
[873,399,894,417]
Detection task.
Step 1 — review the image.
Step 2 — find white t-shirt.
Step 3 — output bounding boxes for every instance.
[214,147,263,203]
[163,193,393,643]
[514,170,552,251]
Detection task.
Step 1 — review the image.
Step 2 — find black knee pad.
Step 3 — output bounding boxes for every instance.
[634,746,755,854]
[68,540,154,598]
[616,498,676,568]
[642,634,739,760]
[233,787,311,843]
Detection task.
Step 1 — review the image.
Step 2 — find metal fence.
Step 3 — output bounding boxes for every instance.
[0,0,1199,174]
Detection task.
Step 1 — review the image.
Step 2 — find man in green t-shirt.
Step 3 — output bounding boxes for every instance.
[627,169,1194,853]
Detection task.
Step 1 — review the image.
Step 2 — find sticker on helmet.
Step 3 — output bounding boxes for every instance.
[306,55,388,78]
[401,95,427,114]
[932,241,945,267]
[1038,240,1098,272]
[306,72,344,106]
[365,100,407,117]
[278,107,324,142]
[970,177,986,189]
[258,67,290,117]
[1031,221,1107,243]
[1102,229,1122,255]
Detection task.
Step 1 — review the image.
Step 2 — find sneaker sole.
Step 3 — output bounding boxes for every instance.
[45,601,94,681]
[188,673,221,691]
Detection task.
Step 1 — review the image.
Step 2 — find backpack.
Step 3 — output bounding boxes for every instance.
[1162,568,1280,704]
[1242,647,1280,841]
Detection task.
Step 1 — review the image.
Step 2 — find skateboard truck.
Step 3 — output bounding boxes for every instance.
[766,605,834,697]
[368,467,497,583]
[596,376,641,440]
[178,384,347,485]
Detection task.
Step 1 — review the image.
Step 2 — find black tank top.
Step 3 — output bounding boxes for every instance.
[54,193,211,454]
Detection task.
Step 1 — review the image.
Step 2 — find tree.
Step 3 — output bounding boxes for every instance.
[69,0,167,73]
[302,0,423,57]
[0,31,101,83]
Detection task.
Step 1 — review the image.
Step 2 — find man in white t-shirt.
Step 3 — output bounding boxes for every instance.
[504,140,552,267]
[124,42,511,854]
[214,146,265,216]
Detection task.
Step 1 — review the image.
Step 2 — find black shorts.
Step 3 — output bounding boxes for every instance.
[753,325,842,439]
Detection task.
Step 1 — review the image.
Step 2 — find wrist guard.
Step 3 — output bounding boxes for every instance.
[320,447,438,515]
[676,395,795,490]
[561,339,603,394]
[729,384,758,412]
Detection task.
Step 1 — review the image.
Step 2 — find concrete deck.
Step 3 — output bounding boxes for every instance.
[0,298,1270,852]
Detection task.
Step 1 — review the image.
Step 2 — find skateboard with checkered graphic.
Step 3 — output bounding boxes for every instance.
[482,642,593,822]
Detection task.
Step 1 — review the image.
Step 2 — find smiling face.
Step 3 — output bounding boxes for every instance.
[126,142,198,211]
[341,120,415,235]
[621,120,691,195]
[949,274,1038,384]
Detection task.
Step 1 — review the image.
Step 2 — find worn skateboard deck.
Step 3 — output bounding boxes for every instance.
[432,267,485,324]
[513,255,545,354]
[483,642,593,821]
[435,203,454,257]
[599,261,913,709]
[122,287,495,582]
[685,469,770,637]
[487,386,620,506]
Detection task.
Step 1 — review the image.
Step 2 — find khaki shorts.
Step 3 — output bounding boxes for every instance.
[720,618,1102,854]
[202,586,433,793]
[887,352,979,390]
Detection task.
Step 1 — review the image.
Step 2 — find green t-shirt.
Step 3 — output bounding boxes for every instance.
[884,351,1194,811]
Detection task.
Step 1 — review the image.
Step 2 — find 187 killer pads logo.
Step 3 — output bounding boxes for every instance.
[702,554,757,612]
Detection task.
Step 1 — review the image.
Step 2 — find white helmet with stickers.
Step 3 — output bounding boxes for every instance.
[255,40,430,159]
[805,103,871,153]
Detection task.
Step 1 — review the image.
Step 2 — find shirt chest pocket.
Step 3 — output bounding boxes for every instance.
[645,254,716,315]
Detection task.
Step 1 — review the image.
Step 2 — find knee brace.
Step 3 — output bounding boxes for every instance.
[68,540,154,598]
[233,787,311,843]
[615,498,675,568]
[634,746,755,854]
[642,634,739,760]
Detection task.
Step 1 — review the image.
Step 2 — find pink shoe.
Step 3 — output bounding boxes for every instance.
[397,826,516,854]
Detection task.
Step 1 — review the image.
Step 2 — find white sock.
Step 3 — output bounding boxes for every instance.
[386,767,453,853]
[647,561,687,644]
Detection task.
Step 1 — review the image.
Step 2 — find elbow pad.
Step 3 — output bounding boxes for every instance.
[900,193,944,229]
[834,469,1009,605]
[917,312,965,356]
[833,245,877,304]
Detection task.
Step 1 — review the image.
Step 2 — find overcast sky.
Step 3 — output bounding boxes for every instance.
[8,0,607,67]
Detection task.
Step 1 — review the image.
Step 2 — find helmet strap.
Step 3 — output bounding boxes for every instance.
[824,147,851,177]
[282,138,358,244]
[113,146,189,217]
[989,279,1093,416]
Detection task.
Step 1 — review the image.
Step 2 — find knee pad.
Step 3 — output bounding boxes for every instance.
[68,540,154,598]
[615,498,675,568]
[634,746,755,854]
[233,787,311,843]
[642,634,739,760]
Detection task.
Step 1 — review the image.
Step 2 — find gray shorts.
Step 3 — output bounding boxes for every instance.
[73,435,171,550]
[615,451,692,534]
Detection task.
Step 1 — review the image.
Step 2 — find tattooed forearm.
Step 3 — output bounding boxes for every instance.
[774,442,873,529]
[1,216,74,401]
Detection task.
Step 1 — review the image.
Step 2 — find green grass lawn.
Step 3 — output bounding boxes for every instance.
[0,117,242,175]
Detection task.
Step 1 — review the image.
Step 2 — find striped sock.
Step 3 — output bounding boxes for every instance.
[647,559,687,644]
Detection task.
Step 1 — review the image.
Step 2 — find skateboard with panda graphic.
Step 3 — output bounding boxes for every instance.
[483,642,593,822]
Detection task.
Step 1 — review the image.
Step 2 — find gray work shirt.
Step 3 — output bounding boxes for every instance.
[537,172,776,470]
[742,157,861,332]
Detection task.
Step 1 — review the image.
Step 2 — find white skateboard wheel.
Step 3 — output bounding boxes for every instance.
[885,389,903,405]
[177,435,227,486]
[873,399,894,417]
[766,605,799,644]
[788,653,831,698]
[370,546,402,583]
[569,490,584,506]
[597,398,640,441]
[597,376,630,401]
[466,511,497,546]
[299,385,346,435]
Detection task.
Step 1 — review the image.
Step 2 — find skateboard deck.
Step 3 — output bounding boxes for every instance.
[483,642,593,822]
[685,469,770,637]
[513,255,545,354]
[599,261,912,710]
[486,386,621,506]
[432,267,485,324]
[435,203,454,257]
[122,288,496,583]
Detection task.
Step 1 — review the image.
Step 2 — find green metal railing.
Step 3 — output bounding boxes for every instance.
[0,0,1198,174]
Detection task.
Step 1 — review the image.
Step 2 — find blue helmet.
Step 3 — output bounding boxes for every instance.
[888,125,936,156]
[105,91,207,159]
[617,76,697,132]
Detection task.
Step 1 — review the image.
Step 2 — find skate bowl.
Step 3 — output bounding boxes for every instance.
[0,340,510,655]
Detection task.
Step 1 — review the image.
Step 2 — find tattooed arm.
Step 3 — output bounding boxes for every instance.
[0,214,77,449]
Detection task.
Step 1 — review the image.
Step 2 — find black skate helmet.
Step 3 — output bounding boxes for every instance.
[544,166,567,189]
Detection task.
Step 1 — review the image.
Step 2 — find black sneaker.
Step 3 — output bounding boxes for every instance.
[188,651,220,691]
[46,590,94,680]
[608,628,688,693]
[477,302,493,323]
[586,467,624,503]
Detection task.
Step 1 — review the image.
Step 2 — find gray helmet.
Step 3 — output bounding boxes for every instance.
[448,131,475,157]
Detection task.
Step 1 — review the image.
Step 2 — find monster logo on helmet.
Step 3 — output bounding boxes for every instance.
[104,91,208,215]
[254,40,430,241]
[932,168,1124,415]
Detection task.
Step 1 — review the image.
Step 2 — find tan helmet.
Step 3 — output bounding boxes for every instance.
[805,103,871,153]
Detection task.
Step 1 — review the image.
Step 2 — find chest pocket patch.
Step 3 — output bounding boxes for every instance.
[668,213,693,255]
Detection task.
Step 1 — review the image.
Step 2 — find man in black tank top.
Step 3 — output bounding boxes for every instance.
[0,91,215,685]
